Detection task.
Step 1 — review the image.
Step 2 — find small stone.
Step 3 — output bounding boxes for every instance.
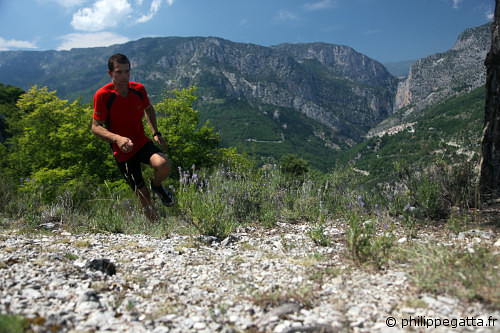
[193,321,207,330]
[152,326,170,333]
[85,258,116,276]
[21,288,42,300]
[400,307,415,314]
[273,323,288,332]
[458,229,495,240]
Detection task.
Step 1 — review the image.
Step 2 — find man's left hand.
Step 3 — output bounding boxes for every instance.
[155,135,168,151]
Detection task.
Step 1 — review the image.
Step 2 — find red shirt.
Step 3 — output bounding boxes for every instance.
[93,82,151,162]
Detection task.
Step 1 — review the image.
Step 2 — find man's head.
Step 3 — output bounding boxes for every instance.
[108,53,130,72]
[108,54,131,88]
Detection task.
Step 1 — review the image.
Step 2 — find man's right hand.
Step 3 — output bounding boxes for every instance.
[117,137,133,153]
[91,118,133,153]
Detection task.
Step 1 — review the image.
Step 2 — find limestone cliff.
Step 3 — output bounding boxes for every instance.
[368,23,491,138]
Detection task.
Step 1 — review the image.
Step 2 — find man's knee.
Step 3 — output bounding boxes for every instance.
[151,153,171,173]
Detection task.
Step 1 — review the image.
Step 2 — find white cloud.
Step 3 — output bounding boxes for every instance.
[275,10,298,22]
[452,0,463,10]
[0,37,38,51]
[486,9,494,21]
[71,0,133,32]
[57,32,130,50]
[303,0,336,12]
[137,0,174,23]
[70,0,174,30]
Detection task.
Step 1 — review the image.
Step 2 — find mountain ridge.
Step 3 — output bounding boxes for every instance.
[0,36,398,170]
[0,23,491,170]
[368,23,491,138]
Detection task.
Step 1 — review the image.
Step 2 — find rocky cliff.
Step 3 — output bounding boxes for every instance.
[369,23,491,137]
[397,23,490,113]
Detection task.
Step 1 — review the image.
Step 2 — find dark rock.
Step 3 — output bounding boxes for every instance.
[85,259,116,276]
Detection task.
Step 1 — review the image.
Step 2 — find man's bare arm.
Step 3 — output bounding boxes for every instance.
[145,105,167,151]
[91,118,133,153]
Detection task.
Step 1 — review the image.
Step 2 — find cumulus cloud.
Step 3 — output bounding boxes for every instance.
[137,0,174,23]
[0,37,38,51]
[70,0,174,30]
[71,0,133,32]
[57,32,130,50]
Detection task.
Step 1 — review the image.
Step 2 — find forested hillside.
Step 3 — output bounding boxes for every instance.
[0,84,24,143]
[342,85,485,185]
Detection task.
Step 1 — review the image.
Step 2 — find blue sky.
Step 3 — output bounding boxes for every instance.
[0,0,494,62]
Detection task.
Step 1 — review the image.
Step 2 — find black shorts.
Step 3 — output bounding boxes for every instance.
[116,141,162,191]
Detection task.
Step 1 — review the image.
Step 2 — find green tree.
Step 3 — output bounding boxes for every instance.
[1,86,117,201]
[1,85,243,203]
[280,154,309,177]
[154,86,222,176]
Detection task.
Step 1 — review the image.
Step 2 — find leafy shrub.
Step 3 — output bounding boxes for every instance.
[346,213,395,267]
[0,313,28,333]
[280,154,309,177]
[154,86,221,178]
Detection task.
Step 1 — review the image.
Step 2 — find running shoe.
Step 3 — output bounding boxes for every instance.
[150,180,175,207]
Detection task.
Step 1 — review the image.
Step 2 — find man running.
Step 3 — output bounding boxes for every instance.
[92,53,174,221]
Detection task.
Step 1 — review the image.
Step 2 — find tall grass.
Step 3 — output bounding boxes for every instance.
[1,156,479,236]
[0,156,481,248]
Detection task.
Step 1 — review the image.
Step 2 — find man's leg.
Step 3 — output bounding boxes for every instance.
[116,153,159,222]
[149,152,175,207]
[135,186,159,222]
[150,152,171,186]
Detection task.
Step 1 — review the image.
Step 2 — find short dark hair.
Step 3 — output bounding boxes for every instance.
[108,54,130,72]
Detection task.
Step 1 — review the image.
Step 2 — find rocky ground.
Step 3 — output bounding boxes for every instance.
[0,218,499,333]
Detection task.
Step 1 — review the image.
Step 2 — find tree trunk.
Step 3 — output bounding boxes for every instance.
[480,0,500,202]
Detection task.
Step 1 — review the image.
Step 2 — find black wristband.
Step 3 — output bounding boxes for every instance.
[153,132,162,138]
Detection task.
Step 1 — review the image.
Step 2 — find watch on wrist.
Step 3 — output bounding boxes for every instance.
[153,131,162,138]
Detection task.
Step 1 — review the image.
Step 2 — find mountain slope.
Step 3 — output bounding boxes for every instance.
[0,23,490,171]
[0,37,398,170]
[344,85,485,184]
[369,23,490,137]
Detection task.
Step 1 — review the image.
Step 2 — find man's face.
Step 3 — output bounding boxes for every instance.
[109,61,130,86]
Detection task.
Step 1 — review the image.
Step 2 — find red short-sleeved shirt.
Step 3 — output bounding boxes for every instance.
[93,82,152,162]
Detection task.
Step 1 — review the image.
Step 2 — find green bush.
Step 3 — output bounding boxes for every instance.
[0,313,28,333]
